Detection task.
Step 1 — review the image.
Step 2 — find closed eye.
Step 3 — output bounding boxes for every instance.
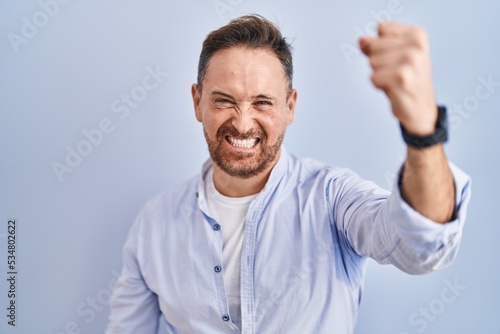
[214,98,235,108]
[254,100,274,110]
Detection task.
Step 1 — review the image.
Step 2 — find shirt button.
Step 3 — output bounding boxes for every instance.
[222,315,230,322]
[214,265,222,273]
[213,224,221,231]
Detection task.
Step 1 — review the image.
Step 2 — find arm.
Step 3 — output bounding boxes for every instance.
[106,214,160,334]
[402,144,455,223]
[331,164,470,275]
[359,22,455,223]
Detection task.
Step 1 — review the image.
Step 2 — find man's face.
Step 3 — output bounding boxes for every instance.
[192,46,297,179]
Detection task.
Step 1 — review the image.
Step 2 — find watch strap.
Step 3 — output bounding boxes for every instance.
[400,105,448,148]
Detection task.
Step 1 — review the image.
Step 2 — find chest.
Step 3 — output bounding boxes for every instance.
[141,198,363,332]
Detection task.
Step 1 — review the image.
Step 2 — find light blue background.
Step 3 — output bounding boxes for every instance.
[1,1,499,333]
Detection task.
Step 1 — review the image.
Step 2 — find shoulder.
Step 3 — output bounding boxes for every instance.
[284,151,389,206]
[285,151,362,185]
[134,174,200,228]
[148,175,198,207]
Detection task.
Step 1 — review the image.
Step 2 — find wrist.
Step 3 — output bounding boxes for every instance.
[400,105,448,148]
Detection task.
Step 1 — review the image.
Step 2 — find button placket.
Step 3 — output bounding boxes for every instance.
[240,193,263,333]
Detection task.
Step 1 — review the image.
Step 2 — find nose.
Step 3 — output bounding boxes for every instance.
[232,104,255,134]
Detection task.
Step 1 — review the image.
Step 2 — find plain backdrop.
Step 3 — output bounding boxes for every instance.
[1,1,499,333]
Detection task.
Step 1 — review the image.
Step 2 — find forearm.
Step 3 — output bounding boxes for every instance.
[401,144,455,223]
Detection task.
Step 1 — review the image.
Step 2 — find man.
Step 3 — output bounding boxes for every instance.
[106,15,471,333]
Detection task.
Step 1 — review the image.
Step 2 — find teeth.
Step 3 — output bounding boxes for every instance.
[228,137,258,148]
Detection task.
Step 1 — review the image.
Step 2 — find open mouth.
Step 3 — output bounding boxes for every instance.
[226,136,260,148]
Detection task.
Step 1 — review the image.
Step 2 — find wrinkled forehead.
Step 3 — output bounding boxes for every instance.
[203,46,289,98]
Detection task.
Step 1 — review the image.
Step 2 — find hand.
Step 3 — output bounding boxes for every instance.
[359,22,437,136]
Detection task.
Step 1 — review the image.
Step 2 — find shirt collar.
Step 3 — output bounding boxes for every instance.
[261,145,289,195]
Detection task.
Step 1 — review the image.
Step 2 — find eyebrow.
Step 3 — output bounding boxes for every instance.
[210,90,277,101]
[252,93,277,101]
[210,90,235,99]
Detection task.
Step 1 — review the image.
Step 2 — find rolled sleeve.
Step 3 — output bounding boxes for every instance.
[380,162,472,274]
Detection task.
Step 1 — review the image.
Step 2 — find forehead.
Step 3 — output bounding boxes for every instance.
[204,46,288,95]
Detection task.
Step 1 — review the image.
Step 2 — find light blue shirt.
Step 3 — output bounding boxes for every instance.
[106,147,471,334]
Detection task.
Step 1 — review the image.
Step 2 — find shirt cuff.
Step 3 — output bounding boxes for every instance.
[386,162,472,270]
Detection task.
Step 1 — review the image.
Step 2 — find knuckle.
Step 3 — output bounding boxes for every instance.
[401,52,414,65]
[394,65,412,87]
[378,22,388,34]
[410,26,428,49]
[402,50,423,69]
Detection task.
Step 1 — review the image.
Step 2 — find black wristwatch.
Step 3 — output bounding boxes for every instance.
[400,105,448,148]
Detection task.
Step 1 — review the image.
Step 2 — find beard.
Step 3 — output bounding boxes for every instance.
[203,120,284,179]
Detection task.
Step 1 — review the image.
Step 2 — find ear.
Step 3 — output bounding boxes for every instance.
[285,89,297,125]
[191,84,202,122]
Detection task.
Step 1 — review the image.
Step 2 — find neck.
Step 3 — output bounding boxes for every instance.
[212,151,281,198]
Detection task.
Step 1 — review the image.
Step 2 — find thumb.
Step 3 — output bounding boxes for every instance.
[358,36,374,56]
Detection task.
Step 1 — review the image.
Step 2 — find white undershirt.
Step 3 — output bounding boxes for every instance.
[206,171,257,330]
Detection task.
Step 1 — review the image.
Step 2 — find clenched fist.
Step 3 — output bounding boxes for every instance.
[359,22,437,137]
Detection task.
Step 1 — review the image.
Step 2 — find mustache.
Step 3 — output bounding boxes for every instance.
[216,122,265,140]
